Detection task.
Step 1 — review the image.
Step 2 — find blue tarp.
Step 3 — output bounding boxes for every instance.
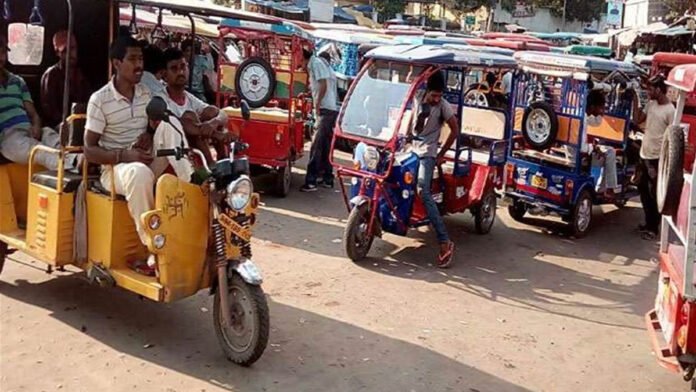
[334,7,357,23]
[366,44,517,68]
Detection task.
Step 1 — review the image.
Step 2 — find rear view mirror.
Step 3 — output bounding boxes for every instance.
[240,100,251,121]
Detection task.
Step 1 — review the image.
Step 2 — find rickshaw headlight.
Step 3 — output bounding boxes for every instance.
[226,177,253,211]
[363,147,380,171]
[148,214,161,230]
[153,234,166,249]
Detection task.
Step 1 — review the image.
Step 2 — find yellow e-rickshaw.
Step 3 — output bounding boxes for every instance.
[0,0,270,366]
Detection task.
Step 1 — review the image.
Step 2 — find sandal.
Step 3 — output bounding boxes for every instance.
[128,259,156,277]
[437,241,455,269]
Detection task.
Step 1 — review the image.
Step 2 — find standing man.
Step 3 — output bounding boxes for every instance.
[84,36,192,273]
[632,75,675,240]
[40,30,91,129]
[300,47,338,192]
[411,72,458,268]
[181,39,214,102]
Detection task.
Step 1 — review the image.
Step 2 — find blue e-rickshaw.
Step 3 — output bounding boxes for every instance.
[331,45,517,261]
[503,52,640,237]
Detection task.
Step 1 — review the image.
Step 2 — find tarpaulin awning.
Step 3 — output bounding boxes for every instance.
[652,26,695,36]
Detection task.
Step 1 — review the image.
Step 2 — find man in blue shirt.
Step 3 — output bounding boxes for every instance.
[301,48,339,192]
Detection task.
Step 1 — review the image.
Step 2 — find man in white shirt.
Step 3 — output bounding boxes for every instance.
[158,47,230,165]
[632,75,676,239]
[584,90,619,197]
[301,48,339,192]
[84,36,193,273]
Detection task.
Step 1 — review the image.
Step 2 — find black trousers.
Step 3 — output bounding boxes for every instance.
[638,158,660,233]
[305,109,338,185]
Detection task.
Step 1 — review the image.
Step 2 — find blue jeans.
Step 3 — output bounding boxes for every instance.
[417,157,449,244]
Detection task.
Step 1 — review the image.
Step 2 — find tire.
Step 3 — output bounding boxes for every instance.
[0,241,6,276]
[522,101,558,150]
[343,206,374,262]
[463,85,489,107]
[657,125,684,217]
[235,57,276,108]
[213,273,269,367]
[474,191,497,234]
[272,161,292,198]
[568,190,593,238]
[507,200,527,222]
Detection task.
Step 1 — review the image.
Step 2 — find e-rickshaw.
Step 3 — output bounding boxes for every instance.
[331,45,516,261]
[502,52,640,237]
[217,17,313,197]
[0,0,269,366]
[645,63,696,391]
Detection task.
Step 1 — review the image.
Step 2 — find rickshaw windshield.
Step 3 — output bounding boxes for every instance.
[340,60,425,142]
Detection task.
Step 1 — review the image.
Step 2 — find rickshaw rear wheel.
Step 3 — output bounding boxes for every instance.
[272,161,292,198]
[568,190,593,238]
[657,124,684,217]
[474,191,497,234]
[344,206,374,262]
[0,241,7,275]
[214,273,270,367]
[507,200,527,222]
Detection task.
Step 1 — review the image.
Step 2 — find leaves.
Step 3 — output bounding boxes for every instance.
[444,0,494,16]
[500,0,605,22]
[372,0,407,20]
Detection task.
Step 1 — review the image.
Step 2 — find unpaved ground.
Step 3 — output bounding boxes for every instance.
[0,154,685,392]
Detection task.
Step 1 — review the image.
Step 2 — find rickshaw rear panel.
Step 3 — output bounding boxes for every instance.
[0,164,29,232]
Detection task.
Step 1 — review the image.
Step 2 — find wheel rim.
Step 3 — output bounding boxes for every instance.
[352,214,371,252]
[219,284,257,353]
[480,194,496,229]
[576,197,592,232]
[526,108,552,145]
[239,64,270,103]
[464,90,489,107]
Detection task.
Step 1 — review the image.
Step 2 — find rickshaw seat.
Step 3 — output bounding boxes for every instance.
[0,153,11,165]
[31,170,86,193]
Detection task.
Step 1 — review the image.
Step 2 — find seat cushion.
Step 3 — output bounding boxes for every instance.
[31,170,84,193]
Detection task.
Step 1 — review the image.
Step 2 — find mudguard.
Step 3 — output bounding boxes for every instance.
[230,257,263,286]
[349,195,371,209]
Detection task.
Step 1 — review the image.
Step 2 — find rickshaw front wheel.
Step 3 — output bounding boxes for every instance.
[214,273,270,367]
[344,206,374,262]
[272,161,292,198]
[474,191,497,234]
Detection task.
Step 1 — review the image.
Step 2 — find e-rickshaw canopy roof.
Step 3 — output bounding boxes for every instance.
[667,64,696,92]
[218,17,313,40]
[653,52,696,68]
[365,44,517,68]
[119,0,284,22]
[514,51,638,77]
[118,6,220,37]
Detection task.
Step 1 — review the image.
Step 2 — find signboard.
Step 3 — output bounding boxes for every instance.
[512,1,535,17]
[309,0,333,22]
[465,15,476,26]
[606,0,623,26]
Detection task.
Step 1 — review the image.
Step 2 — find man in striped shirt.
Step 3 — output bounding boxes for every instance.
[84,36,192,271]
[0,35,65,170]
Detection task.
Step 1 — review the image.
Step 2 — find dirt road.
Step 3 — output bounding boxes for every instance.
[0,159,684,392]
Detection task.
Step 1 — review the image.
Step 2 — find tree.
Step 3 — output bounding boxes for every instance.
[500,0,604,22]
[445,0,492,21]
[664,0,696,17]
[373,0,407,20]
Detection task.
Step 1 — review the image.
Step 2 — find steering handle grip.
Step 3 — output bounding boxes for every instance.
[156,149,177,157]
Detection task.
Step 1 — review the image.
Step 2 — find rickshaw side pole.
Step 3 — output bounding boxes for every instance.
[60,0,74,136]
[187,14,196,92]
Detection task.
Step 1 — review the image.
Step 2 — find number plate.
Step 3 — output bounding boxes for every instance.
[219,213,252,242]
[531,175,547,189]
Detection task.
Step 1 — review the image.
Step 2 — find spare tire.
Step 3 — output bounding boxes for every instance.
[463,85,489,107]
[235,57,276,108]
[522,101,558,150]
[657,125,684,217]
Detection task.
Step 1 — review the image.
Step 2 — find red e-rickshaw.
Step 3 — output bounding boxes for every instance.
[217,17,313,197]
[645,63,696,390]
[330,45,516,261]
